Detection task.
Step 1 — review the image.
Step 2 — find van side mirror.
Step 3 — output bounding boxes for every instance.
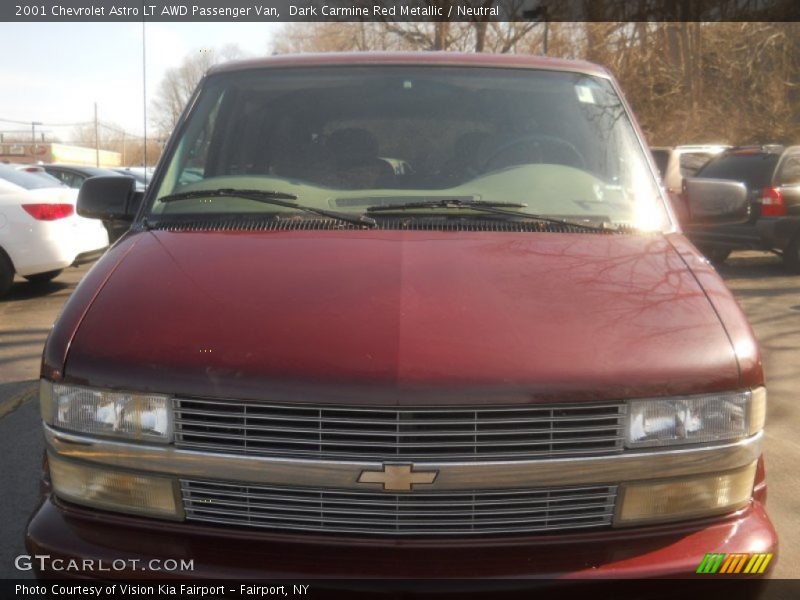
[77,176,143,222]
[683,178,749,225]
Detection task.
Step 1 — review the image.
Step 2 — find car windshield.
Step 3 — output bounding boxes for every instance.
[150,66,668,231]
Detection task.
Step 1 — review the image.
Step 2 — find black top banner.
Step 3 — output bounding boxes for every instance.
[3,0,800,22]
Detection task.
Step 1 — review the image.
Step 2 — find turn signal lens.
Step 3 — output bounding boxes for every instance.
[616,462,756,526]
[48,453,181,519]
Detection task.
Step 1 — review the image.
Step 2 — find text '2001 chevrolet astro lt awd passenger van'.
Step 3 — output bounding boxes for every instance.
[26,53,776,580]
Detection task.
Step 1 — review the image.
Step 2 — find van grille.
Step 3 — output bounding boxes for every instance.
[180,479,618,536]
[173,400,626,461]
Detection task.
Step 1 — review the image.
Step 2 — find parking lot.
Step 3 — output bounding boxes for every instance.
[0,252,798,579]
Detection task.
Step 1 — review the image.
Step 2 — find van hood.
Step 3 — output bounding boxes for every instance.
[62,229,742,405]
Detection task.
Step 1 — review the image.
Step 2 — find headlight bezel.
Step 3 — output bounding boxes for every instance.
[624,387,766,450]
[40,379,173,444]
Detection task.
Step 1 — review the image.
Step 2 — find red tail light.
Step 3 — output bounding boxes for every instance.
[21,203,75,221]
[760,187,786,217]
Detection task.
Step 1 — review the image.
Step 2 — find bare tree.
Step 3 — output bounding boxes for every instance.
[120,138,163,167]
[149,44,244,137]
[69,122,119,150]
[245,20,800,146]
[578,22,800,145]
[66,121,164,166]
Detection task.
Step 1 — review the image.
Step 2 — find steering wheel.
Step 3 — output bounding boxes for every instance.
[482,133,586,173]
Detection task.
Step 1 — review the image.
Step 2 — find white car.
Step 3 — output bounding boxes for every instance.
[11,163,68,187]
[0,164,109,296]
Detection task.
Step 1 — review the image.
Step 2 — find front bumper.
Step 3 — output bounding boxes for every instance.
[756,216,800,251]
[686,217,800,253]
[26,495,777,580]
[71,247,108,267]
[13,217,109,277]
[27,426,777,580]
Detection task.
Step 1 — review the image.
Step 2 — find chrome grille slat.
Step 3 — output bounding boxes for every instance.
[181,478,611,497]
[182,515,610,536]
[174,440,620,460]
[183,489,614,507]
[173,432,623,446]
[185,508,610,526]
[174,399,626,461]
[176,397,623,412]
[174,419,620,435]
[178,409,621,420]
[180,479,617,536]
[183,498,614,517]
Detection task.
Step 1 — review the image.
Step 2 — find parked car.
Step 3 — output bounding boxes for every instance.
[9,163,67,187]
[27,53,775,583]
[0,164,108,296]
[42,164,136,243]
[685,144,800,268]
[111,166,153,189]
[42,164,128,189]
[651,144,730,195]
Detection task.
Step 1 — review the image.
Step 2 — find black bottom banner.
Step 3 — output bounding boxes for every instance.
[4,579,800,600]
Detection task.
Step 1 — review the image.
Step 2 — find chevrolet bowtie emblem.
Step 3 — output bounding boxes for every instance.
[358,464,438,491]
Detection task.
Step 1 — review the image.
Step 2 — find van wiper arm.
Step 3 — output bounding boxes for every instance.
[157,188,377,228]
[366,198,616,233]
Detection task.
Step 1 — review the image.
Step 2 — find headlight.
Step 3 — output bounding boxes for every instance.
[40,380,172,443]
[625,388,765,448]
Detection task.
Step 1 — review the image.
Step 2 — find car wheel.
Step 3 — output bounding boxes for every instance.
[23,269,63,284]
[700,247,731,266]
[0,250,14,298]
[782,235,800,274]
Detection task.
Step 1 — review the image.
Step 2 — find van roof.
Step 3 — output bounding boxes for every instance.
[208,52,611,79]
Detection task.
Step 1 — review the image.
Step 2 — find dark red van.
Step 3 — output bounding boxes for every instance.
[27,53,776,580]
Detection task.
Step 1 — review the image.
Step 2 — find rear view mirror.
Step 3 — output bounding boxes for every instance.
[683,178,749,225]
[77,176,143,222]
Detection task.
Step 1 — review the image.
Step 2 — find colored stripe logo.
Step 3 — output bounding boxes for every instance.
[696,553,773,574]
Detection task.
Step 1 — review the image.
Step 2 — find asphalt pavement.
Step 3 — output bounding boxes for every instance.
[0,253,797,579]
[0,267,77,580]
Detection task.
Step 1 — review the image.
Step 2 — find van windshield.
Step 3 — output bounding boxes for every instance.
[150,66,668,231]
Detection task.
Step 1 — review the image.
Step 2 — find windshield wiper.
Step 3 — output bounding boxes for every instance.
[157,188,377,228]
[366,198,616,233]
[368,199,527,211]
